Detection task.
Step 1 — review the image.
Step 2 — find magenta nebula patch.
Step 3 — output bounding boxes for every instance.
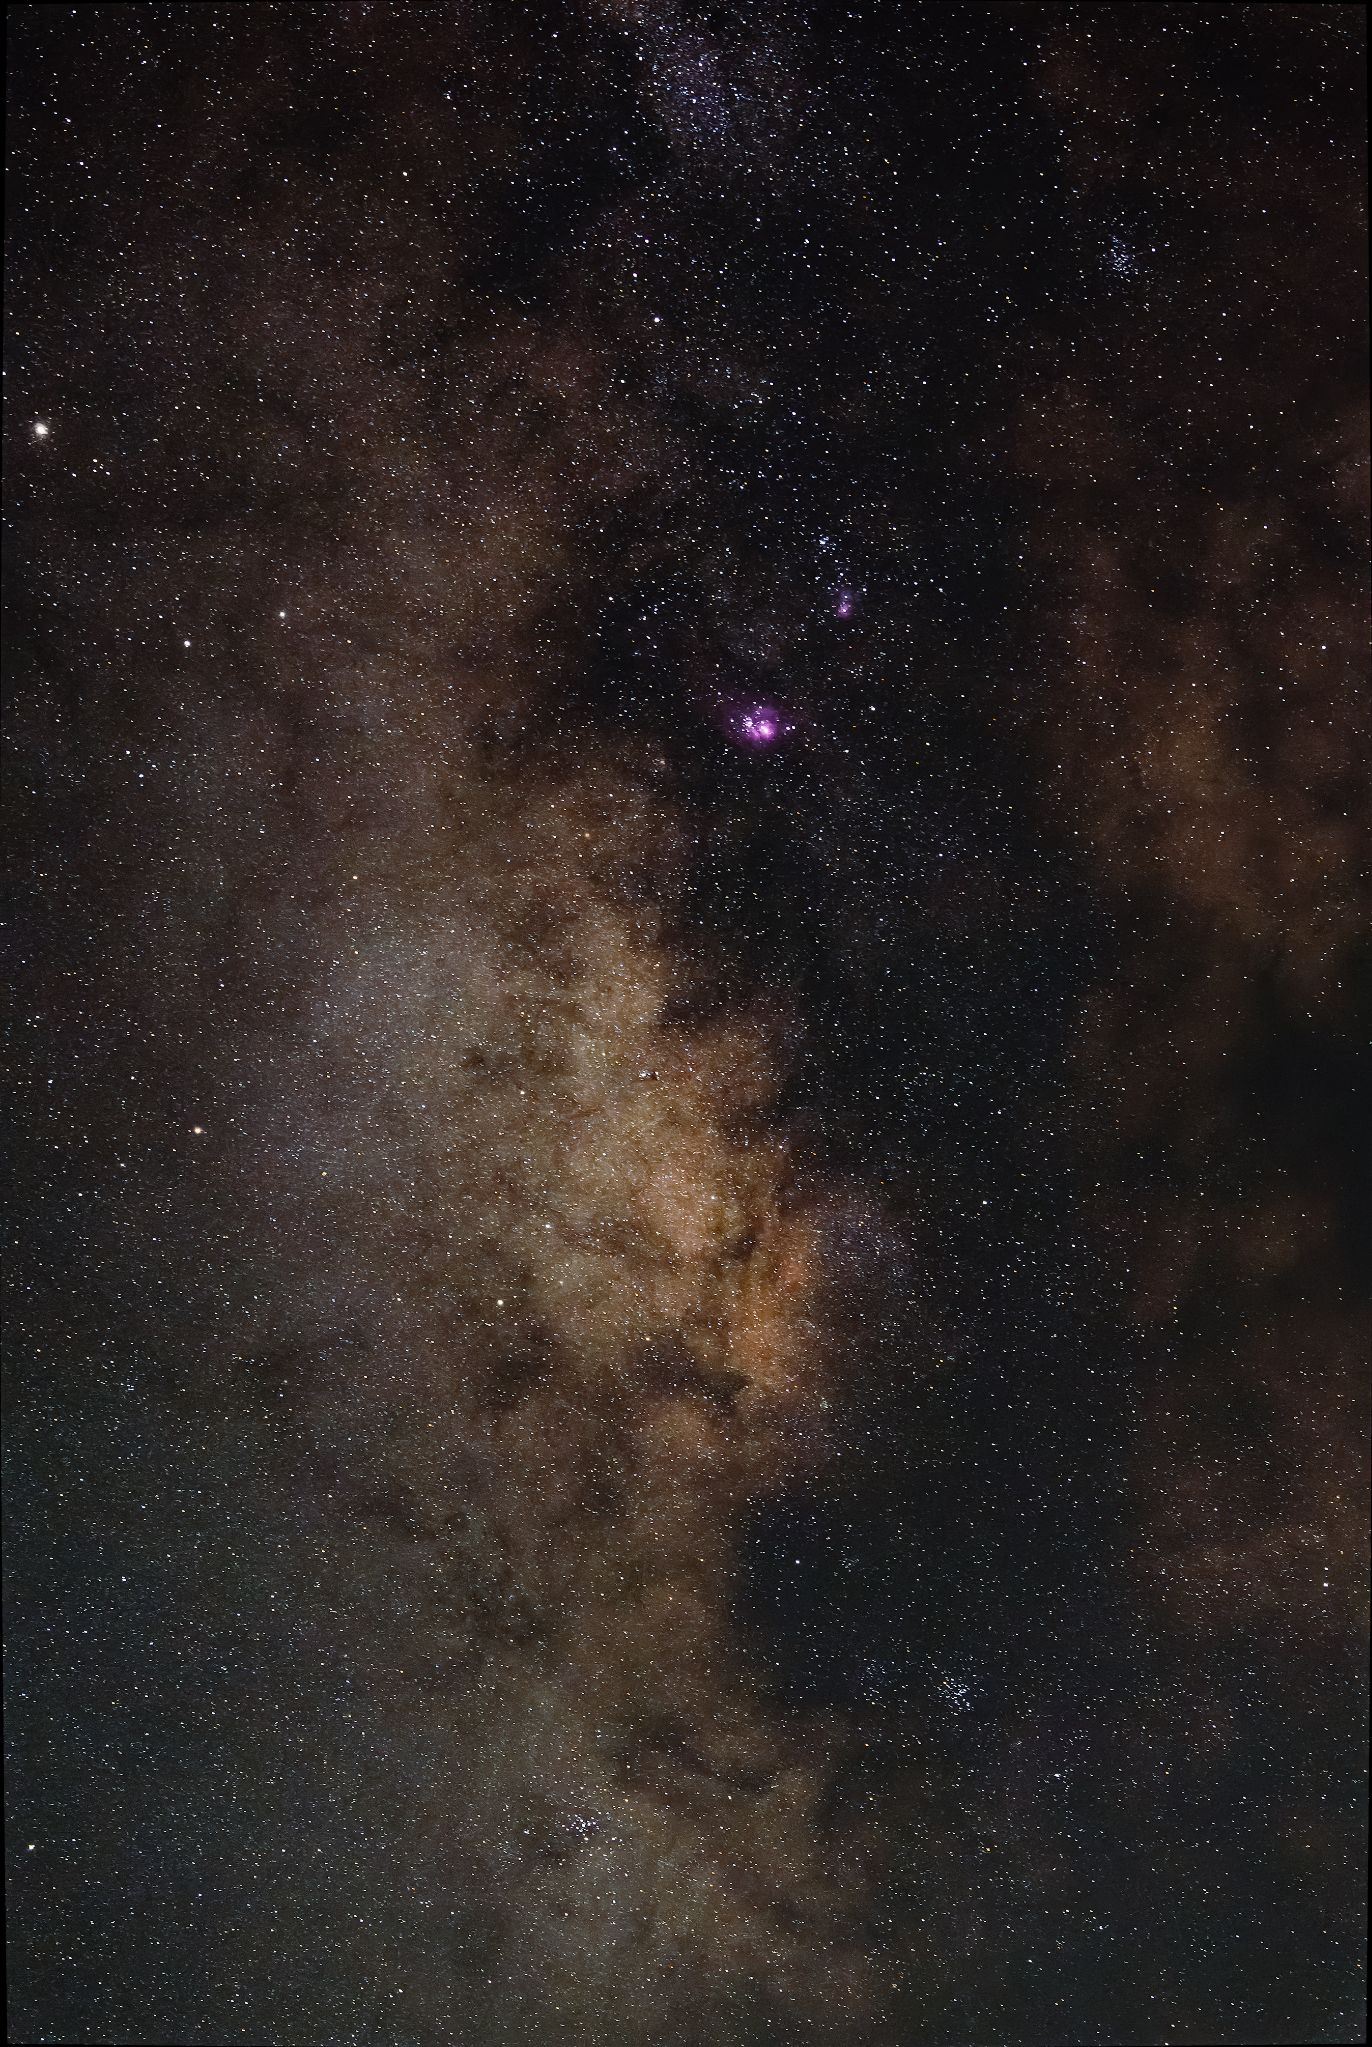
[735,705,783,746]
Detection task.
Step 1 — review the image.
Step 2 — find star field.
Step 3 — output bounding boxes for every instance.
[4,7,1367,2046]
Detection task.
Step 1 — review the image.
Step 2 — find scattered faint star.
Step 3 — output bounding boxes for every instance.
[5,11,1361,2043]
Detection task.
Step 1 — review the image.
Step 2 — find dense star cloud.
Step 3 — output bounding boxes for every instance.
[4,6,1367,2046]
[225,753,887,2041]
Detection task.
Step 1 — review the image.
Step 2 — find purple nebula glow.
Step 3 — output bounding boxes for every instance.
[736,705,782,746]
[832,587,856,620]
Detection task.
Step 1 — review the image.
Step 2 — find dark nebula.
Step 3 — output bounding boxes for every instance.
[4,6,1367,2045]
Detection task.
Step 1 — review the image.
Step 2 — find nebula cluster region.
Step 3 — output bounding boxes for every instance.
[4,7,1367,2046]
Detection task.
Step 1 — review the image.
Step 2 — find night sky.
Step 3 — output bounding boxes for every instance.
[4,6,1368,2045]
